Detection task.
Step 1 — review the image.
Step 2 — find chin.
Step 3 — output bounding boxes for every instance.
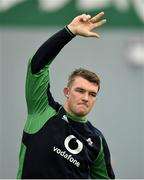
[76,111,88,117]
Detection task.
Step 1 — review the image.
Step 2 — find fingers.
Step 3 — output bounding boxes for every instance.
[93,19,107,28]
[72,12,106,37]
[90,11,105,23]
[79,12,107,27]
[78,12,106,23]
[79,14,91,22]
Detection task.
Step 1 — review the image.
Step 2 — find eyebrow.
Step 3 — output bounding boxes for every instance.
[75,87,98,95]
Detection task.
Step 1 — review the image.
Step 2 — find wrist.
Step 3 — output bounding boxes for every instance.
[67,24,77,35]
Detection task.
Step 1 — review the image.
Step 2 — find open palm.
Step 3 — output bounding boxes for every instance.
[67,12,106,38]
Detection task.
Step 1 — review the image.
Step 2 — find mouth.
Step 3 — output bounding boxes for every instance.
[78,103,88,108]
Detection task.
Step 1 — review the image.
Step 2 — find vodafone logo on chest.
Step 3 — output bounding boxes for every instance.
[53,135,83,167]
[64,135,83,154]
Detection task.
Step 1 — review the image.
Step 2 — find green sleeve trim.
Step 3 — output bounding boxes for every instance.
[90,137,109,179]
[17,143,26,179]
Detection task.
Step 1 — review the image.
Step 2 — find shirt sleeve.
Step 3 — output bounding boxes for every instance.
[31,26,75,74]
[24,27,75,134]
[90,137,115,179]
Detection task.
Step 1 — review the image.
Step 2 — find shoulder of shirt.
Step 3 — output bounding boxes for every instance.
[87,121,105,138]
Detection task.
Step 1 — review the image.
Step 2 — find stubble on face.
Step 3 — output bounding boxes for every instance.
[64,77,98,117]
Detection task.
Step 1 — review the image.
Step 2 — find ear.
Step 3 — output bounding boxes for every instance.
[63,87,70,98]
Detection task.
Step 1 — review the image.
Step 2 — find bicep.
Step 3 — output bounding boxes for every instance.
[25,60,52,115]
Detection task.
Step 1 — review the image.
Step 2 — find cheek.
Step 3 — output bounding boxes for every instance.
[67,94,75,104]
[90,99,96,107]
[68,94,80,108]
[69,92,79,101]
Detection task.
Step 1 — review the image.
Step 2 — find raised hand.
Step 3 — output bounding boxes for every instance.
[67,12,107,38]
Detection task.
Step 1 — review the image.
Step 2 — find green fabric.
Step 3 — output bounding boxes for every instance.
[17,143,26,179]
[66,111,87,123]
[17,58,57,178]
[90,137,109,179]
[24,106,56,134]
[0,1,143,28]
[24,58,56,134]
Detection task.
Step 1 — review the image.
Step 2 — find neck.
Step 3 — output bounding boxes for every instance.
[63,102,87,123]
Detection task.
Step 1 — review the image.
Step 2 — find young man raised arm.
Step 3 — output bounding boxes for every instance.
[17,12,115,179]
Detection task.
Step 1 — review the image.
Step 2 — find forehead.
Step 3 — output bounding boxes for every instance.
[71,76,98,92]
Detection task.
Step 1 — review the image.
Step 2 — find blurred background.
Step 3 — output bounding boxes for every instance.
[0,0,144,178]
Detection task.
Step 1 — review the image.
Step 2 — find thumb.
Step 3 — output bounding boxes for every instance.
[87,32,100,38]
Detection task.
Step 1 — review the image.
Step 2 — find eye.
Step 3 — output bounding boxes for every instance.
[75,88,85,93]
[89,92,97,97]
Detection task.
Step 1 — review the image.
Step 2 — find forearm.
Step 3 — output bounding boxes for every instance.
[31,26,75,74]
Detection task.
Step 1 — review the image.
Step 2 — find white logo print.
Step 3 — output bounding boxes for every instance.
[53,147,80,167]
[53,135,83,167]
[62,115,68,123]
[86,138,93,147]
[64,135,83,154]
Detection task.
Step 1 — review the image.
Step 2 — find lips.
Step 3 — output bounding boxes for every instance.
[78,103,88,108]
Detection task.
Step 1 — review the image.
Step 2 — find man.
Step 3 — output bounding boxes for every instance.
[17,12,115,179]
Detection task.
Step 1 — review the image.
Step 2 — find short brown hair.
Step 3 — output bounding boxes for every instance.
[67,68,100,91]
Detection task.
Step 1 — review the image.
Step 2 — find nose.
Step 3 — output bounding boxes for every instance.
[82,93,89,102]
